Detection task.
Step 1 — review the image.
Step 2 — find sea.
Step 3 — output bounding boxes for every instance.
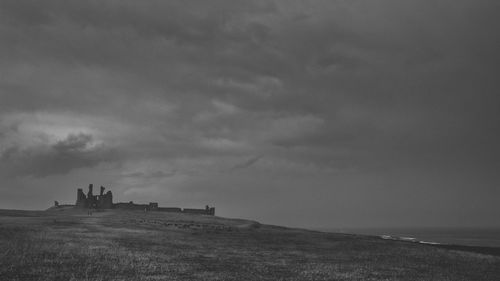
[316,227,500,248]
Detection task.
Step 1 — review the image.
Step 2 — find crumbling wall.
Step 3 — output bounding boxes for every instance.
[114,201,149,210]
[157,207,182,212]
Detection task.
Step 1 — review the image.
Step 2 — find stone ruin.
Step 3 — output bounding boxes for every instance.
[76,184,113,209]
[53,184,215,216]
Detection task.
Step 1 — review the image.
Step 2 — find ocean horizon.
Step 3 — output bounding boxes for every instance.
[315,227,500,248]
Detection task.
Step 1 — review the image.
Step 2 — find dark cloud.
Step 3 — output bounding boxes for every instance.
[231,155,262,171]
[0,133,116,178]
[0,0,499,227]
[122,170,177,179]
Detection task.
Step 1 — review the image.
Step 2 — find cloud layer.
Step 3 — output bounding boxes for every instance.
[1,0,499,227]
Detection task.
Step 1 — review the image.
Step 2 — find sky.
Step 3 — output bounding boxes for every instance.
[1,0,499,228]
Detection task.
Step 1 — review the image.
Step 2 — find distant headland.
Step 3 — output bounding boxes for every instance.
[52,184,215,215]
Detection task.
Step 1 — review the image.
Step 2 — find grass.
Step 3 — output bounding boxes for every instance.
[0,209,499,280]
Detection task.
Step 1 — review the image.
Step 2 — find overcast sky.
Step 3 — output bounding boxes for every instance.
[1,0,499,228]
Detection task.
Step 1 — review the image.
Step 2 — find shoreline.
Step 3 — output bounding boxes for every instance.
[430,243,500,257]
[379,234,500,257]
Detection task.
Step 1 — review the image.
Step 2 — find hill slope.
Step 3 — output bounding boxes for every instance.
[1,209,499,280]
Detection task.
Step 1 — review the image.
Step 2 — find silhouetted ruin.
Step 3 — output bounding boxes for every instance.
[76,184,113,209]
[54,184,215,215]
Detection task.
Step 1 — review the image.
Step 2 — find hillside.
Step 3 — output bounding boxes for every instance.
[1,209,499,280]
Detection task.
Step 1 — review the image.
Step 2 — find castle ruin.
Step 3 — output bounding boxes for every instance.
[76,184,113,209]
[56,184,215,215]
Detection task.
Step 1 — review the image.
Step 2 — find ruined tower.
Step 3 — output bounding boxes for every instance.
[76,188,87,207]
[87,184,93,198]
[86,184,97,208]
[98,186,113,209]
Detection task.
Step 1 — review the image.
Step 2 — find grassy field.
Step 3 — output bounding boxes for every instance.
[1,209,499,280]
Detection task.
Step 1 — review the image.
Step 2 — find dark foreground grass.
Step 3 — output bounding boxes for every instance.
[1,209,499,280]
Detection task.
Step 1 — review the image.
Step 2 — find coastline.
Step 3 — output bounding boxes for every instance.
[317,227,500,246]
[429,243,500,257]
[379,234,500,257]
[313,227,500,257]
